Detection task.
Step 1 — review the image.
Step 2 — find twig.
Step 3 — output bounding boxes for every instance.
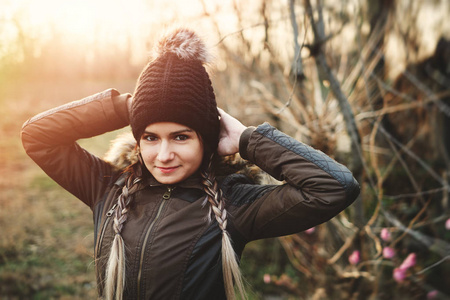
[385,187,450,200]
[383,210,450,258]
[327,230,359,265]
[249,80,311,137]
[415,255,450,275]
[402,68,450,118]
[278,1,310,115]
[213,17,288,47]
[391,199,431,247]
[377,125,447,187]
[303,0,363,162]
[279,236,313,277]
[340,271,375,281]
[355,90,450,121]
[289,0,304,79]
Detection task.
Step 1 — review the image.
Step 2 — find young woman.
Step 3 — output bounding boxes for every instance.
[21,28,360,300]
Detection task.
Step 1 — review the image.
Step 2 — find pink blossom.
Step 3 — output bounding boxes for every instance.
[399,253,416,270]
[305,227,315,234]
[382,247,395,259]
[380,228,392,241]
[263,274,271,284]
[393,253,417,283]
[393,267,407,282]
[427,290,439,299]
[446,218,450,230]
[348,250,360,265]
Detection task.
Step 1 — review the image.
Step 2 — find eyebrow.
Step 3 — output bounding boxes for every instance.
[143,128,194,136]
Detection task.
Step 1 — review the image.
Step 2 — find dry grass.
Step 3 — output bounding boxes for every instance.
[0,78,135,298]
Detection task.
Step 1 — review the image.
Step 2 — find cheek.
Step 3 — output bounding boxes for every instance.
[184,143,204,167]
[139,145,156,163]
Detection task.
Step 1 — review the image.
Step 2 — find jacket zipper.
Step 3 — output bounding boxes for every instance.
[95,203,117,295]
[137,186,174,299]
[95,203,117,259]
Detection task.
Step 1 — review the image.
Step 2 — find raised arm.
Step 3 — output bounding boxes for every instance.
[221,119,360,241]
[21,89,131,208]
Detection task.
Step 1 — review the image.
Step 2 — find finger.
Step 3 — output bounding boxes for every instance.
[217,107,224,117]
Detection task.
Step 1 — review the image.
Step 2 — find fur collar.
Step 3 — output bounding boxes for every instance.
[103,132,280,185]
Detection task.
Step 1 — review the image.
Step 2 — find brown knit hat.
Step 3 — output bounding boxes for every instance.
[130,28,220,150]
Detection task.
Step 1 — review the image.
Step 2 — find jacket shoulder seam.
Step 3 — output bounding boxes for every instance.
[22,89,119,128]
[255,123,356,192]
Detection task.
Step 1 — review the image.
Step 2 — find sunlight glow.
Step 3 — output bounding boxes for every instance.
[3,0,231,46]
[1,0,241,64]
[6,0,153,41]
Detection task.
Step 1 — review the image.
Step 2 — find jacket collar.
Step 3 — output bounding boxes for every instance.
[146,172,204,191]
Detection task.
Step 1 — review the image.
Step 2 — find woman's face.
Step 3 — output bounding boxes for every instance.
[139,122,204,185]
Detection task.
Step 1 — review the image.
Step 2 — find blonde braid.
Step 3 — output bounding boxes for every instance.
[201,156,246,300]
[105,174,141,300]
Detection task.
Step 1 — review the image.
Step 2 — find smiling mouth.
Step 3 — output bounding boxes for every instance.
[157,166,179,174]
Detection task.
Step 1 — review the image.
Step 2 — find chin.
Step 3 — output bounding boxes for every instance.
[154,176,181,185]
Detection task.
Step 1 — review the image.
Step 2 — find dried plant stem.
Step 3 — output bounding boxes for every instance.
[391,199,431,248]
[327,230,358,265]
[279,236,313,277]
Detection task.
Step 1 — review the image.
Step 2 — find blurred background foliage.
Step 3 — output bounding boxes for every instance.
[1,0,449,299]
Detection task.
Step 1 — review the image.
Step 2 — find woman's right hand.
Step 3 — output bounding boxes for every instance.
[216,108,247,156]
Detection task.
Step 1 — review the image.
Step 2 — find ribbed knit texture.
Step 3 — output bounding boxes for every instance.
[130,29,220,150]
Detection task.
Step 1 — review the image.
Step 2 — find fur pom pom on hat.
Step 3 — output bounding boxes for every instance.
[130,28,220,150]
[156,28,211,63]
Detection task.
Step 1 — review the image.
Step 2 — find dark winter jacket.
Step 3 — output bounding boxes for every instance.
[21,89,360,299]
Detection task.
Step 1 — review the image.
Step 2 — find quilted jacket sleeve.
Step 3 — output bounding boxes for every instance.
[21,89,131,209]
[224,123,360,241]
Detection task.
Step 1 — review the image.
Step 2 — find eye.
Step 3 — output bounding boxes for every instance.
[175,134,189,141]
[142,134,158,142]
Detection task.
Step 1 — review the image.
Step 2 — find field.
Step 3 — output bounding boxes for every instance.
[0,79,136,299]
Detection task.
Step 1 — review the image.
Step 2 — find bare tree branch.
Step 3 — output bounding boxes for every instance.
[304,0,363,164]
[289,0,304,78]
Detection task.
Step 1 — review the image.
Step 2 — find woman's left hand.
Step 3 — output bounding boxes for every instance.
[217,108,247,156]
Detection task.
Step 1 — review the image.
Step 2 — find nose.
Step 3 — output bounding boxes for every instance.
[156,140,174,163]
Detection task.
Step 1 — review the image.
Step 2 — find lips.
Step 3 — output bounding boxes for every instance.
[157,166,179,174]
